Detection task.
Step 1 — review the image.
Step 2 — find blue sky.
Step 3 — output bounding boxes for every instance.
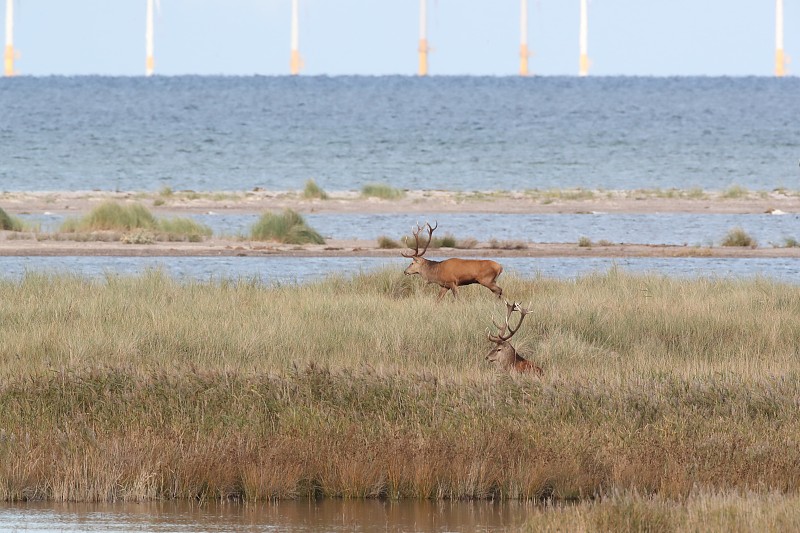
[5,0,797,76]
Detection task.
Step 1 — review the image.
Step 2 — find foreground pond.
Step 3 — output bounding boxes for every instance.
[0,500,534,532]
[0,256,798,284]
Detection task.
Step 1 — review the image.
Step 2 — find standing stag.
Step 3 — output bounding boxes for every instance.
[402,222,504,301]
[486,301,543,375]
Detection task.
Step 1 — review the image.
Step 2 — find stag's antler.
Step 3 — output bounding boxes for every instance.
[487,301,532,343]
[401,221,438,258]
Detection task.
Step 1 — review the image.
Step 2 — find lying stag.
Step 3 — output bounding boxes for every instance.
[486,301,543,375]
[402,222,503,301]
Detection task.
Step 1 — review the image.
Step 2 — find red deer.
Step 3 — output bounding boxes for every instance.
[486,301,543,375]
[402,222,503,301]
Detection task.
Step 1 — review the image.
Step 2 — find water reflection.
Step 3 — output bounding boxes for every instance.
[0,256,797,284]
[0,499,535,532]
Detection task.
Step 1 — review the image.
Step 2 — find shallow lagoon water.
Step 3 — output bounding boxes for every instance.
[17,212,800,247]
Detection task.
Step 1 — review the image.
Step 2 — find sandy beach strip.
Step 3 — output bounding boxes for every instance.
[2,189,798,258]
[1,237,798,259]
[1,189,799,215]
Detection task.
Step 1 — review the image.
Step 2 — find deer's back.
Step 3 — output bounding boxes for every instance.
[436,258,502,283]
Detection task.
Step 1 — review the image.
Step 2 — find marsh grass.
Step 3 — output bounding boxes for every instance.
[524,491,800,532]
[1,270,800,509]
[250,209,325,244]
[59,201,211,242]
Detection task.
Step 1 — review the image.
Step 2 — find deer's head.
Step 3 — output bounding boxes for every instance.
[402,221,437,275]
[486,301,530,366]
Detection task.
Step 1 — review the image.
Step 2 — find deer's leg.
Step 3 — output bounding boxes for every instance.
[437,286,449,301]
[450,284,460,300]
[485,281,503,299]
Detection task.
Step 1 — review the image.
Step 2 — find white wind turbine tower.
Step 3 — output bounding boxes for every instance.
[579,0,589,76]
[145,0,158,76]
[4,0,16,76]
[519,0,530,76]
[775,0,788,77]
[290,0,302,75]
[418,0,429,76]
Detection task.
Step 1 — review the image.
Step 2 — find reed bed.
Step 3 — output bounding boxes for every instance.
[0,269,799,513]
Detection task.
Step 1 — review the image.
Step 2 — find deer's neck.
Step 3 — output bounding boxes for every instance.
[419,258,441,279]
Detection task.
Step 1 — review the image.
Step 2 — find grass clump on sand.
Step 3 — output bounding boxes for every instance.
[721,185,749,199]
[250,209,325,244]
[400,232,468,250]
[721,227,757,247]
[59,201,212,242]
[377,236,402,249]
[302,179,329,200]
[361,183,405,200]
[1,269,800,512]
[0,207,23,231]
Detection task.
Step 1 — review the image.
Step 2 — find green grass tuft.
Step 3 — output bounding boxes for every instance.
[721,227,757,247]
[722,185,749,199]
[361,183,405,200]
[251,209,325,244]
[0,208,23,231]
[303,179,329,200]
[377,236,402,249]
[58,201,211,241]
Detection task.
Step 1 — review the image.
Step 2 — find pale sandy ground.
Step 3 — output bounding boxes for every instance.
[2,189,800,215]
[1,189,799,258]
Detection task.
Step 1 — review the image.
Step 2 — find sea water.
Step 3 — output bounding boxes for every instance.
[2,76,798,193]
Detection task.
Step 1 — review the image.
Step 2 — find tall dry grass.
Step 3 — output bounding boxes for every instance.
[0,269,799,509]
[524,491,800,532]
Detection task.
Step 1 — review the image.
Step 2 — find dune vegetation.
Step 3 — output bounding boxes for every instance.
[302,179,329,200]
[361,183,405,200]
[250,209,325,244]
[0,207,24,231]
[58,201,211,242]
[0,268,798,529]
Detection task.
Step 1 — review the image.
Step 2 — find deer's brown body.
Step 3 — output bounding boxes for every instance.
[405,256,503,301]
[402,222,503,301]
[486,301,543,376]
